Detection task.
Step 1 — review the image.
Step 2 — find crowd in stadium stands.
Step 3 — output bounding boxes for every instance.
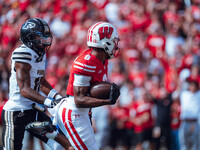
[1,0,200,149]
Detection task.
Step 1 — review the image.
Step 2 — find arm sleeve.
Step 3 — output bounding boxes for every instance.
[73,74,92,86]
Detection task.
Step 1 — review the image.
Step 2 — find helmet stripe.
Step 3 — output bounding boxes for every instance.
[89,22,103,42]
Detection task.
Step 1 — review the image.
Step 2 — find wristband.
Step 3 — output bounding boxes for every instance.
[44,98,53,107]
[45,131,58,139]
[48,89,58,99]
[55,94,62,100]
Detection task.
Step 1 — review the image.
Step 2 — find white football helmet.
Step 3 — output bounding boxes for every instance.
[87,22,120,59]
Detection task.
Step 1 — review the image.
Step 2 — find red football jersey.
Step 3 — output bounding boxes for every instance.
[66,49,108,96]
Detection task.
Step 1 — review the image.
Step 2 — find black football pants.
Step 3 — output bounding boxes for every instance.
[1,109,52,150]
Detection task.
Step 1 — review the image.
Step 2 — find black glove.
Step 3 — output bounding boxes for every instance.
[25,121,55,136]
[109,83,120,104]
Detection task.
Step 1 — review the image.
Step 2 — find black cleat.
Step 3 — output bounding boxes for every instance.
[25,121,54,135]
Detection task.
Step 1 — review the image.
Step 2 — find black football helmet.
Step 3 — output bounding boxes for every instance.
[20,18,52,55]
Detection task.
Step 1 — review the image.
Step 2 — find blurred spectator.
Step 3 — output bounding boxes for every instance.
[105,0,120,24]
[0,89,7,149]
[146,23,166,58]
[92,106,110,150]
[119,79,134,107]
[108,59,126,87]
[128,2,151,32]
[129,88,154,150]
[170,98,181,150]
[109,102,131,150]
[187,64,200,83]
[165,23,185,58]
[128,62,146,89]
[179,80,200,150]
[50,12,71,38]
[163,2,179,32]
[153,86,173,150]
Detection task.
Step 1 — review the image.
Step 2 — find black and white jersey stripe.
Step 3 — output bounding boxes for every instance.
[12,52,32,61]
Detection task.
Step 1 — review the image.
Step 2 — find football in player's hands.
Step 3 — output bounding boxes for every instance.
[89,81,112,99]
[89,82,120,103]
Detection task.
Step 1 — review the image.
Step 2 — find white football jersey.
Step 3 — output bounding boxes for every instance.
[4,45,46,111]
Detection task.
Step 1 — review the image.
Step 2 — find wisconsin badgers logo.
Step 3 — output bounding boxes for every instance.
[22,22,36,29]
[98,26,113,40]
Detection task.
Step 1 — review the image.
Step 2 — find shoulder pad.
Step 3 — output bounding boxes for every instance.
[73,58,97,76]
[12,45,33,62]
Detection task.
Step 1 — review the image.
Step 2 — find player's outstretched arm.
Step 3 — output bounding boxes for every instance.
[40,77,63,100]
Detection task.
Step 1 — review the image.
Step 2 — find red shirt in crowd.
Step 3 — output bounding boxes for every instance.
[178,53,193,74]
[129,100,154,133]
[170,101,181,130]
[0,100,7,125]
[157,56,178,93]
[129,71,146,87]
[191,5,200,21]
[128,12,151,32]
[1,24,17,50]
[163,11,179,25]
[110,105,130,129]
[146,34,166,57]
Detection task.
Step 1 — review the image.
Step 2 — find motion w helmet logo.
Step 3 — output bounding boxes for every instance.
[22,22,36,29]
[98,26,113,40]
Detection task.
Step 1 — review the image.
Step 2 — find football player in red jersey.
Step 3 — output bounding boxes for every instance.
[25,22,120,150]
[51,22,120,150]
